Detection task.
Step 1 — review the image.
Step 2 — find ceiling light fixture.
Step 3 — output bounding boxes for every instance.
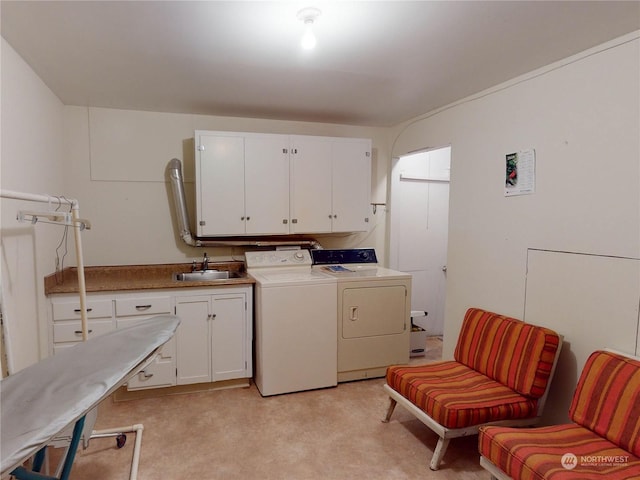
[297,7,321,50]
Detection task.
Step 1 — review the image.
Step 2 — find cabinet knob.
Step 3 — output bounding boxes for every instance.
[246,216,250,221]
[291,219,298,224]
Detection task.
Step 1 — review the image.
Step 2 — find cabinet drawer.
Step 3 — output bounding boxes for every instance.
[126,354,176,390]
[115,296,171,317]
[53,320,114,343]
[52,299,113,320]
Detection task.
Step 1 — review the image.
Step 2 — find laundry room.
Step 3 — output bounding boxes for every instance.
[2,2,639,479]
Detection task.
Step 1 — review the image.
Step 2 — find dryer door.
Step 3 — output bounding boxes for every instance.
[341,285,407,338]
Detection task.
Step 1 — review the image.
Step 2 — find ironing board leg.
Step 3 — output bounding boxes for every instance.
[11,415,86,480]
[58,415,86,480]
[32,447,47,472]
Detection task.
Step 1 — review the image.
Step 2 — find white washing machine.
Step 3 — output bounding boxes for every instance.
[245,249,337,396]
[311,249,411,382]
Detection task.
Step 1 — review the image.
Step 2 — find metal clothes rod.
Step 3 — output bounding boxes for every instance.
[0,189,89,341]
[399,173,450,183]
[17,210,92,231]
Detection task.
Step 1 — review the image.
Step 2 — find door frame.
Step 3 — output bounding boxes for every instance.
[388,145,451,335]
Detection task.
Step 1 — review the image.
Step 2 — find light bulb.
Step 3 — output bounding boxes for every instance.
[297,7,320,51]
[301,21,316,50]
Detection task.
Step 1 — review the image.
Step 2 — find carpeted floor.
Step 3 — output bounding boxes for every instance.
[50,337,487,479]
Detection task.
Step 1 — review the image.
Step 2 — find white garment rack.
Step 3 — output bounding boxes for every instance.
[0,189,90,341]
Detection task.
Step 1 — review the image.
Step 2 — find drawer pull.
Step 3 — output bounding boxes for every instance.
[135,304,152,310]
[74,329,93,335]
[140,370,154,379]
[73,308,93,313]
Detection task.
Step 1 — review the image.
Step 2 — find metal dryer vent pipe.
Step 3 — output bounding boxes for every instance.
[166,158,321,249]
[167,158,200,246]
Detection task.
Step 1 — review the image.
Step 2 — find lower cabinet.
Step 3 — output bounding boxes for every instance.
[174,288,251,385]
[48,285,253,392]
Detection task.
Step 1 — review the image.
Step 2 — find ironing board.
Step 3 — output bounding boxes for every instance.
[0,315,180,478]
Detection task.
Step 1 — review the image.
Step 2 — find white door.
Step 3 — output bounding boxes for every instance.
[389,146,451,335]
[289,135,332,233]
[244,134,290,235]
[211,293,247,381]
[197,134,245,236]
[331,139,371,233]
[175,295,211,385]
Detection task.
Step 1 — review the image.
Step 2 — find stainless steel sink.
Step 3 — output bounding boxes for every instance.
[173,270,236,281]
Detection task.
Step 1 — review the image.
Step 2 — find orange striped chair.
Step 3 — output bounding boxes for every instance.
[479,349,640,479]
[383,307,562,470]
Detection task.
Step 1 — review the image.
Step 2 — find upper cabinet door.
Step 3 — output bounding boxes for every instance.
[196,133,245,236]
[331,139,371,233]
[289,135,333,234]
[244,134,290,235]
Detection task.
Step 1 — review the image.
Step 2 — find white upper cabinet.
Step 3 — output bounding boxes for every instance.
[290,135,371,234]
[195,130,371,236]
[196,131,290,236]
[196,132,245,236]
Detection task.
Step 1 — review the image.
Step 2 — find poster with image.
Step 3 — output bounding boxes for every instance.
[505,149,535,196]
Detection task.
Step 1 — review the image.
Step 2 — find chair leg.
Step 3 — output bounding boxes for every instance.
[382,398,397,423]
[429,437,450,470]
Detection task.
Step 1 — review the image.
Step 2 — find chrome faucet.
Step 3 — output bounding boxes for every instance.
[202,252,210,271]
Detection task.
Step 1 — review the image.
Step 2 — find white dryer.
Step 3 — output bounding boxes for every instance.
[311,249,411,382]
[246,249,337,396]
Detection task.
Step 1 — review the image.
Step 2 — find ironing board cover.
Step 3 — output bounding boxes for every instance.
[0,315,180,475]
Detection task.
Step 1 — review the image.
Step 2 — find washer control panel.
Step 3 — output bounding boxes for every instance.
[245,249,312,268]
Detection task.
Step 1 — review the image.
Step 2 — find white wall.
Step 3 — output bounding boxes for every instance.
[1,38,66,371]
[62,107,390,267]
[390,32,640,421]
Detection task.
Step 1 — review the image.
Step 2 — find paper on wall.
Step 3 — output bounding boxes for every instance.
[505,149,535,196]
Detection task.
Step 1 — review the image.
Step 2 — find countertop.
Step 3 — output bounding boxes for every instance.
[44,262,255,295]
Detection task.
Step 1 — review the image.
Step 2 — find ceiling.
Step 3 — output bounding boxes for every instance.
[2,1,639,127]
